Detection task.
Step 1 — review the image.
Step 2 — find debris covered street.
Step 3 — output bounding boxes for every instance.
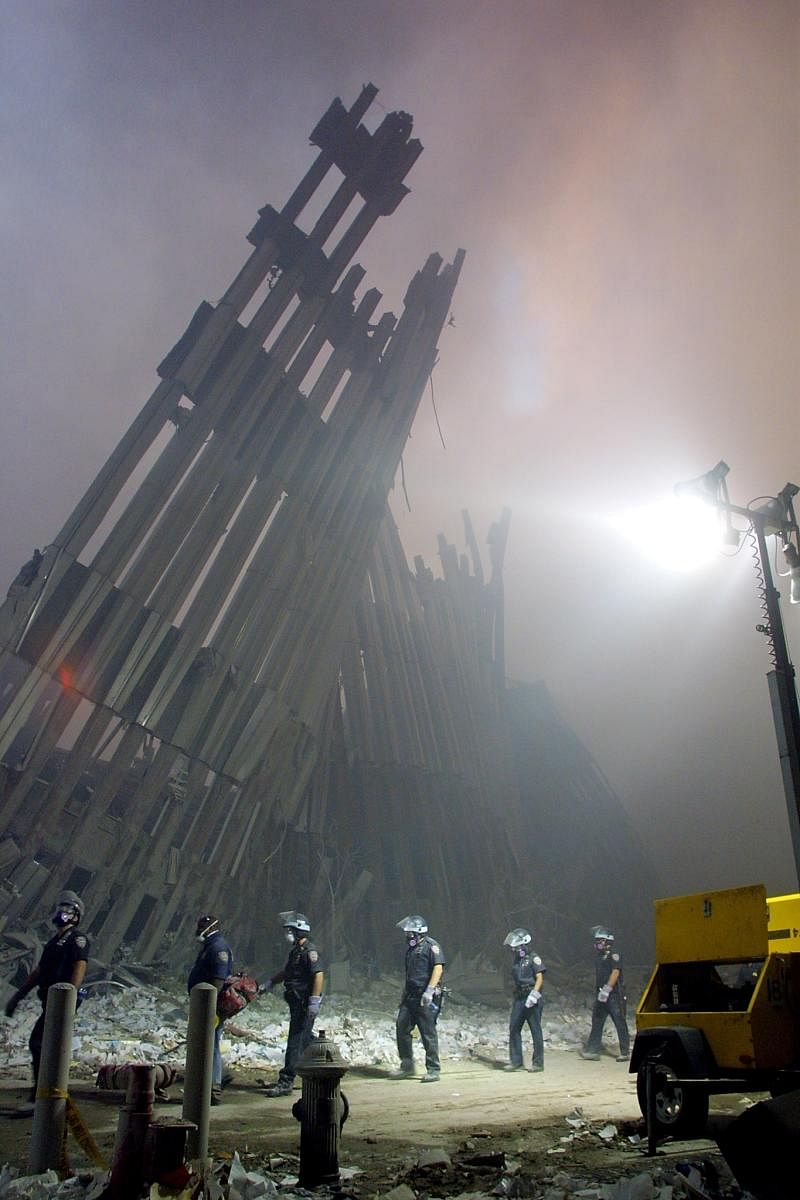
[0,974,757,1197]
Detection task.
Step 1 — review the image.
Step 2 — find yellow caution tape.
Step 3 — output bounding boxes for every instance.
[65,1097,108,1169]
[28,1088,108,1170]
[34,1086,69,1100]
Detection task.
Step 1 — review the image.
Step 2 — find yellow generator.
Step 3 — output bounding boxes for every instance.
[630,884,800,1136]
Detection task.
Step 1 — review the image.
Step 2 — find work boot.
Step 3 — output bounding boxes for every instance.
[420,1071,441,1083]
[221,1070,235,1089]
[210,1086,222,1106]
[579,1049,601,1061]
[263,1080,292,1097]
[529,1064,544,1073]
[503,1063,523,1072]
[615,1054,630,1063]
[389,1062,416,1079]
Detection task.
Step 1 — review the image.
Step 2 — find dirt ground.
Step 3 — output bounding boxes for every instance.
[0,1048,752,1191]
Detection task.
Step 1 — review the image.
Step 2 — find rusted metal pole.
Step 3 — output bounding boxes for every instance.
[182,982,216,1162]
[28,982,76,1174]
[109,1064,155,1200]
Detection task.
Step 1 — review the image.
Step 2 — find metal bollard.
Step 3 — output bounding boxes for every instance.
[293,1029,349,1189]
[28,982,76,1174]
[108,1063,155,1200]
[182,982,217,1162]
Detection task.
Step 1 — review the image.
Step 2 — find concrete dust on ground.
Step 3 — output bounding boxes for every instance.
[0,1049,752,1196]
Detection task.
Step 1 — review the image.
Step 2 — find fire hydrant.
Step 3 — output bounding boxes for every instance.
[292,1029,349,1188]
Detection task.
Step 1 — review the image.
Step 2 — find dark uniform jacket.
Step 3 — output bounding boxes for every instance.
[595,947,623,992]
[282,939,324,1000]
[403,935,445,997]
[511,950,546,998]
[37,927,90,1002]
[188,931,233,993]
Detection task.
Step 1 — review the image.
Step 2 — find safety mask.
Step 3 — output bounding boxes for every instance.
[594,940,607,954]
[53,907,77,928]
[406,934,419,948]
[516,947,526,958]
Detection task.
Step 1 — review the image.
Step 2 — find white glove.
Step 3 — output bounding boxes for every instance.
[307,994,322,1017]
[525,989,541,1008]
[259,980,274,995]
[421,986,435,1007]
[597,984,612,1003]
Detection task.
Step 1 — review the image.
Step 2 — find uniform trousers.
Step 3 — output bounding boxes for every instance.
[29,1007,47,1085]
[396,992,440,1073]
[509,996,544,1068]
[586,993,629,1055]
[213,1020,224,1086]
[278,992,316,1085]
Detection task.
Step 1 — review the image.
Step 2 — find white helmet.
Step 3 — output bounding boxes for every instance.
[397,915,428,934]
[280,910,311,933]
[503,928,531,948]
[591,925,614,946]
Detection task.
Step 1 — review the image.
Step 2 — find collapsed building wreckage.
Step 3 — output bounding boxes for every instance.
[0,85,655,987]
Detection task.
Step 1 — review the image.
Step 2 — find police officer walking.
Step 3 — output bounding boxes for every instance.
[4,891,90,1113]
[187,913,233,1104]
[392,915,445,1083]
[263,911,324,1097]
[580,925,629,1062]
[503,928,545,1072]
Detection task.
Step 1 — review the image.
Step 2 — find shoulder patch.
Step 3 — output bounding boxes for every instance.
[308,950,319,963]
[75,936,87,950]
[532,955,542,966]
[430,943,440,954]
[611,952,620,962]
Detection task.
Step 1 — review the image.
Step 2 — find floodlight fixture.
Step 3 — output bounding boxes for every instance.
[675,460,739,548]
[674,459,730,505]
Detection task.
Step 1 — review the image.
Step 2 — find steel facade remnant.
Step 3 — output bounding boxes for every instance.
[0,85,464,962]
[0,85,656,972]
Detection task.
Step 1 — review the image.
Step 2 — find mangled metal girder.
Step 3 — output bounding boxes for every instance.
[0,84,463,962]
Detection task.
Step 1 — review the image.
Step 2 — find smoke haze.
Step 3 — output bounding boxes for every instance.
[2,1,798,898]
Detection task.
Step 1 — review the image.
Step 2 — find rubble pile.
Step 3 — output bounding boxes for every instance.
[0,977,597,1077]
[0,1143,752,1199]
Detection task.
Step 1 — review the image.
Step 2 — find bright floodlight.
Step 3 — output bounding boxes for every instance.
[784,544,800,604]
[610,495,726,573]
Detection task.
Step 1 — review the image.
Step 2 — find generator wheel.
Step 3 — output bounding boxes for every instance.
[636,1055,709,1138]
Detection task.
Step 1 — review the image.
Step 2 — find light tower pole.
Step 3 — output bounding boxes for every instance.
[676,464,800,884]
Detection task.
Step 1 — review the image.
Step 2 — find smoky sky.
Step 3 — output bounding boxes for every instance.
[2,1,799,899]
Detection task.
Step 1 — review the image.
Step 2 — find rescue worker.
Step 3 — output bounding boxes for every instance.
[392,915,445,1083]
[187,914,233,1104]
[580,925,630,1061]
[503,928,545,1072]
[262,911,324,1097]
[4,891,90,1112]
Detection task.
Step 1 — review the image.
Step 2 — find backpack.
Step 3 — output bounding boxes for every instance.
[217,973,259,1019]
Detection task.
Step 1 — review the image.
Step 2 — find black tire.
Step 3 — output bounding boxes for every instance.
[636,1055,709,1138]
